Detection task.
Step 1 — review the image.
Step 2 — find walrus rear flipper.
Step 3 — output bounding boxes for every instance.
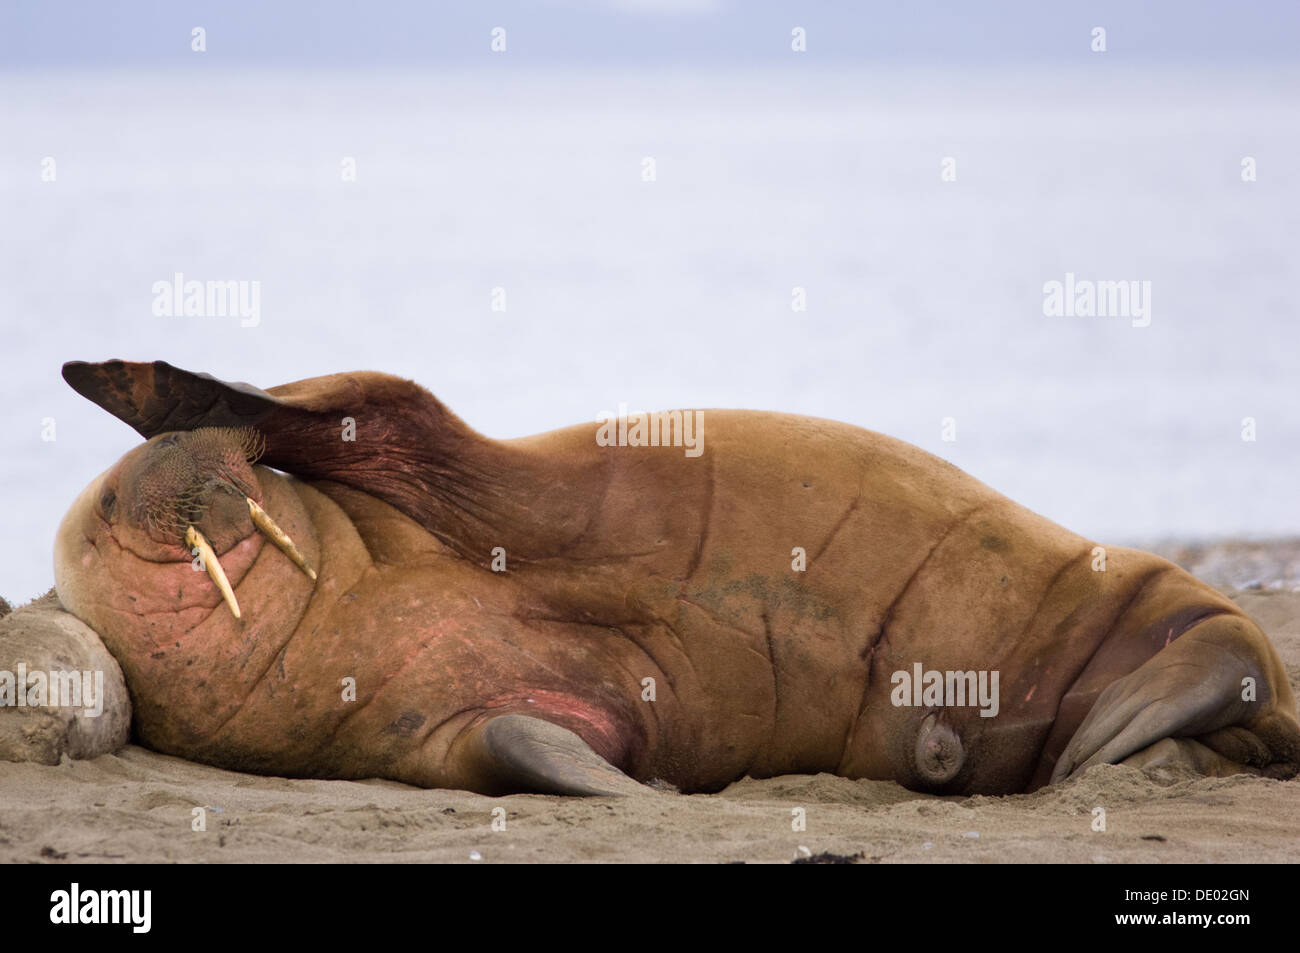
[61,360,514,556]
[454,715,649,797]
[1050,614,1300,783]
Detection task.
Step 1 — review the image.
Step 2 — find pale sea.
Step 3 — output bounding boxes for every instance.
[2,66,1298,601]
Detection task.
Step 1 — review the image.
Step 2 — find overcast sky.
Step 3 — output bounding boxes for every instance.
[3,0,1299,69]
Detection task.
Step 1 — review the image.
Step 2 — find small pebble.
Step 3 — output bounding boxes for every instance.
[962,831,979,839]
[469,850,482,861]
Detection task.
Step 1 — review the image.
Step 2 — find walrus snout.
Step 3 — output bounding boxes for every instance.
[118,427,265,546]
[914,712,966,787]
[67,428,317,621]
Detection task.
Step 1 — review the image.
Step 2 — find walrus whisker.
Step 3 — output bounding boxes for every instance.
[238,428,266,466]
[185,524,241,620]
[246,498,317,581]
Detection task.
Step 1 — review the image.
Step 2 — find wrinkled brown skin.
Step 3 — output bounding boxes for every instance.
[53,360,1300,796]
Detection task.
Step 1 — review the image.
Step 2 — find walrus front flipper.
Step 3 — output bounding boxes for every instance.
[1117,738,1260,778]
[61,359,479,478]
[1051,613,1300,783]
[63,360,289,437]
[454,715,649,797]
[61,360,518,555]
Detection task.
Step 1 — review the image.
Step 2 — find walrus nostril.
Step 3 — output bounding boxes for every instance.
[99,488,117,519]
[914,712,965,786]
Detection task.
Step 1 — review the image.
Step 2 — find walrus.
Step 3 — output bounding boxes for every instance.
[50,359,1300,796]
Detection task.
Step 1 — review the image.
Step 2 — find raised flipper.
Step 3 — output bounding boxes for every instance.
[61,359,525,556]
[60,359,480,494]
[450,715,651,797]
[1051,613,1300,783]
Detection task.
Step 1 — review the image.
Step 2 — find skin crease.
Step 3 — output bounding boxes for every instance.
[54,408,1300,796]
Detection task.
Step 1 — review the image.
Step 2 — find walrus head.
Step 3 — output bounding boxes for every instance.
[55,426,317,627]
[51,361,652,792]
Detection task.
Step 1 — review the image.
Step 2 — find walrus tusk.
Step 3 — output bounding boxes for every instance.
[246,498,318,581]
[185,524,241,620]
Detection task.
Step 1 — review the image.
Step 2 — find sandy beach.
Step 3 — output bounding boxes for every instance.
[2,540,1298,865]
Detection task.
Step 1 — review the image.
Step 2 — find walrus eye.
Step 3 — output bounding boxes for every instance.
[99,488,117,519]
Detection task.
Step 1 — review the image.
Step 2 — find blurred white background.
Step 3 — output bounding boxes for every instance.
[2,2,1298,601]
